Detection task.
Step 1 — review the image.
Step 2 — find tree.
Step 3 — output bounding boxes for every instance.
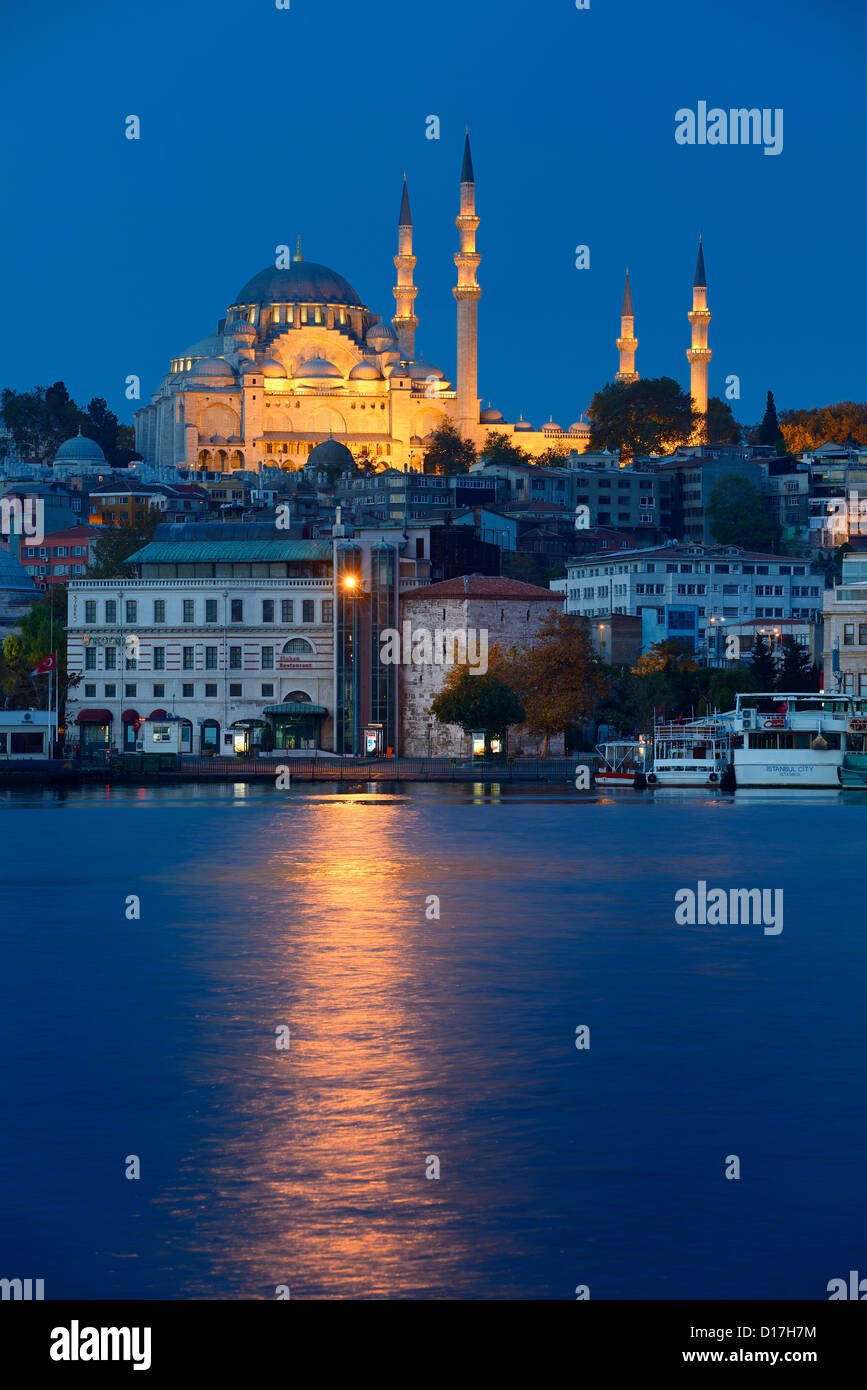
[0,381,140,465]
[430,666,525,739]
[777,636,820,692]
[748,633,777,688]
[0,585,80,723]
[778,400,867,454]
[84,398,140,468]
[586,376,698,462]
[479,431,531,467]
[89,508,161,579]
[705,395,742,445]
[502,611,611,756]
[756,390,785,449]
[634,639,699,674]
[422,420,477,475]
[706,473,779,550]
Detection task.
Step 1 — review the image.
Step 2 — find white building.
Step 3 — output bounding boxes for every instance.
[823,554,867,697]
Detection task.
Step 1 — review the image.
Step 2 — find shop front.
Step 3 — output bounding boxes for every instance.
[121,709,140,751]
[230,719,268,754]
[76,708,113,755]
[263,700,328,751]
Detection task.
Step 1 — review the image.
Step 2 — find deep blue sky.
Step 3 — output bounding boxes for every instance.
[1,0,863,436]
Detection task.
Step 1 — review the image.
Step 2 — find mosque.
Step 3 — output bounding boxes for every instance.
[134,136,593,474]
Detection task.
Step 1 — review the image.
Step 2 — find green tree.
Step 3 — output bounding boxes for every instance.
[0,585,80,722]
[422,420,477,475]
[84,398,140,467]
[430,666,525,739]
[706,473,779,550]
[503,611,611,756]
[586,376,698,462]
[89,508,161,579]
[479,431,532,467]
[748,633,777,688]
[705,395,742,445]
[776,635,820,692]
[756,389,785,449]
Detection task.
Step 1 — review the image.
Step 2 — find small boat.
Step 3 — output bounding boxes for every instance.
[594,738,650,786]
[646,720,732,789]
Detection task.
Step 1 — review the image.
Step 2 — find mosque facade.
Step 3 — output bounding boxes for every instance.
[134,136,591,475]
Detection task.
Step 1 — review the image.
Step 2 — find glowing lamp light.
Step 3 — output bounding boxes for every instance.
[343,574,358,590]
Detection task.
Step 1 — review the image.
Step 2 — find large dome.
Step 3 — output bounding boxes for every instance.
[232,261,364,309]
[54,429,106,464]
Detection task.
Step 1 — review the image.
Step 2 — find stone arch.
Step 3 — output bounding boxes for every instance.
[284,689,312,702]
[200,403,240,438]
[412,406,447,437]
[282,638,315,654]
[306,406,346,435]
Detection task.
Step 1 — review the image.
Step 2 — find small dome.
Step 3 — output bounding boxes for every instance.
[209,434,228,445]
[480,406,505,423]
[227,435,244,444]
[408,359,445,380]
[228,320,256,337]
[514,416,533,431]
[296,356,342,380]
[261,357,287,378]
[191,356,235,381]
[54,429,106,464]
[543,418,563,432]
[349,360,382,381]
[568,420,590,433]
[308,438,354,468]
[366,321,397,344]
[386,361,409,378]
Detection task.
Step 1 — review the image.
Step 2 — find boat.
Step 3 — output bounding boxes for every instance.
[840,705,867,788]
[646,719,732,788]
[594,738,650,786]
[723,693,852,788]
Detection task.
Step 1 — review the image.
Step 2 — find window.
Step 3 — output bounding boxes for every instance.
[85,647,96,670]
[105,600,117,624]
[262,647,274,669]
[302,599,315,623]
[154,600,166,624]
[281,599,294,623]
[182,683,194,697]
[183,646,195,670]
[205,683,218,697]
[54,565,68,576]
[262,683,274,697]
[72,546,86,557]
[125,684,136,697]
[844,623,855,646]
[229,683,242,697]
[282,637,314,654]
[125,600,137,624]
[153,683,165,697]
[322,600,333,623]
[154,647,166,669]
[85,600,96,624]
[183,599,195,623]
[262,599,274,623]
[205,599,218,623]
[104,646,117,670]
[231,599,243,623]
[204,646,217,669]
[104,683,116,697]
[860,624,867,646]
[84,683,96,697]
[844,672,855,693]
[230,647,242,668]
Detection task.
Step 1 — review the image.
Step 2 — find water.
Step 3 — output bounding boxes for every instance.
[1,781,865,1300]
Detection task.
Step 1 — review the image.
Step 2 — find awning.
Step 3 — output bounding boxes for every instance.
[264,702,328,717]
[76,708,113,724]
[121,709,139,723]
[148,708,168,719]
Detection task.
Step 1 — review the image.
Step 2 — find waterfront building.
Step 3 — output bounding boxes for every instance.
[823,554,867,696]
[399,575,565,757]
[657,451,764,544]
[0,709,57,760]
[557,542,825,653]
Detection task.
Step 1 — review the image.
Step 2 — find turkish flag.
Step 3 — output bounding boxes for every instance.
[32,653,57,675]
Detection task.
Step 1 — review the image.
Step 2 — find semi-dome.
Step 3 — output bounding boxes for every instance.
[261,357,287,377]
[191,357,235,381]
[349,361,382,381]
[308,438,354,469]
[54,429,106,464]
[408,360,445,380]
[366,321,396,344]
[232,260,363,309]
[295,356,342,381]
[480,406,505,423]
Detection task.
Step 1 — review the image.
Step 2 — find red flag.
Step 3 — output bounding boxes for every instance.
[32,653,57,676]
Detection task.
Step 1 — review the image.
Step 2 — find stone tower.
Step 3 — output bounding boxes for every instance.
[687,236,711,433]
[392,176,418,361]
[453,132,481,437]
[615,270,638,384]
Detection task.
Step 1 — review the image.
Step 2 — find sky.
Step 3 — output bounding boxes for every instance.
[1,0,864,437]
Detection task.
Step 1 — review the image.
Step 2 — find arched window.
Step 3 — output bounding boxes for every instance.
[282,638,315,654]
[285,690,311,702]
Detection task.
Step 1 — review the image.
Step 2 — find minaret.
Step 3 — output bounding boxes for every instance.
[453,132,481,437]
[615,270,638,384]
[687,236,711,436]
[392,176,418,360]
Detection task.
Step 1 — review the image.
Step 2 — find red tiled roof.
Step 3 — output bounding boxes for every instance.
[406,574,565,601]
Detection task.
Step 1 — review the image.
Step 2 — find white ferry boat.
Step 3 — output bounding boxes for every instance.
[725,693,852,788]
[594,738,650,787]
[645,720,732,789]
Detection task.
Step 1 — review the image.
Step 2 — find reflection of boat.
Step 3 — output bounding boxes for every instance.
[594,739,649,786]
[724,693,851,788]
[647,720,732,788]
